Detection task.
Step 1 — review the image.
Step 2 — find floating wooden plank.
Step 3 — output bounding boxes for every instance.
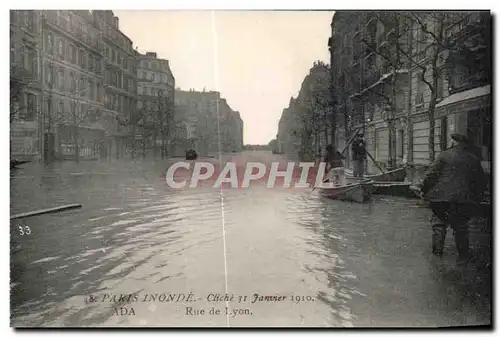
[10,204,82,220]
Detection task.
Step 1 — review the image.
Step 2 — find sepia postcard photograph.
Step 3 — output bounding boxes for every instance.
[8,4,492,329]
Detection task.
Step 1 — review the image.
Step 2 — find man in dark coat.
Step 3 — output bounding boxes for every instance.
[420,133,487,263]
[351,133,367,178]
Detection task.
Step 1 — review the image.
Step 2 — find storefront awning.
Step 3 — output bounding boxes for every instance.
[436,85,490,108]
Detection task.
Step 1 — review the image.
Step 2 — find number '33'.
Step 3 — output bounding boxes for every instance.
[18,225,31,235]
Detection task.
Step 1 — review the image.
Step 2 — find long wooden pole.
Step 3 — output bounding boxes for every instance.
[11,204,82,220]
[366,150,386,173]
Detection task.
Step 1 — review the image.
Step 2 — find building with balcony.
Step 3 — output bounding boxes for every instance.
[412,12,491,170]
[93,10,138,158]
[329,12,412,172]
[136,51,175,158]
[328,11,491,175]
[39,10,107,161]
[10,10,42,161]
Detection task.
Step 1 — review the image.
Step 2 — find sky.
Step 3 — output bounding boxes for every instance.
[115,10,335,145]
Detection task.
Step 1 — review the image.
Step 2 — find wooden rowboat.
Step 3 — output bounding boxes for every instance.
[345,166,407,182]
[318,178,375,203]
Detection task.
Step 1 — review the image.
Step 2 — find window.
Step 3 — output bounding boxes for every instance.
[78,49,84,67]
[58,68,65,91]
[117,54,121,66]
[451,66,471,89]
[88,54,93,71]
[44,98,52,121]
[45,65,53,86]
[95,57,101,73]
[152,61,157,70]
[26,93,36,121]
[141,71,146,79]
[415,72,425,106]
[69,44,76,63]
[88,79,93,99]
[58,39,64,58]
[138,86,143,95]
[46,32,54,54]
[96,82,101,102]
[70,72,76,92]
[78,77,84,95]
[70,99,76,117]
[58,100,64,118]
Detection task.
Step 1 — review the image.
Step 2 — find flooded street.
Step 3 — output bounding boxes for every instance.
[10,151,491,327]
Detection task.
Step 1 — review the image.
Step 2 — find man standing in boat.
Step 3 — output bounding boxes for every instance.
[420,133,487,265]
[352,133,367,178]
[324,144,346,186]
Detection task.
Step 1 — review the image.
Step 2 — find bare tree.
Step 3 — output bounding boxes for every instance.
[153,90,174,159]
[399,12,481,162]
[360,11,412,169]
[64,87,101,163]
[10,64,35,123]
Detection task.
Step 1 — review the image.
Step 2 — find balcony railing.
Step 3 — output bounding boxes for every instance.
[446,12,483,39]
[44,14,103,53]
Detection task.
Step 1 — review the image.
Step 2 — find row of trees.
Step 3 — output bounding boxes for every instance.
[10,61,176,162]
[279,62,334,161]
[119,90,175,160]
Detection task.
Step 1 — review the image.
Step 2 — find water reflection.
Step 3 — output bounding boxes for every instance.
[10,156,491,327]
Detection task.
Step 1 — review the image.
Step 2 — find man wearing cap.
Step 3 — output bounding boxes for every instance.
[420,133,487,264]
[352,133,367,178]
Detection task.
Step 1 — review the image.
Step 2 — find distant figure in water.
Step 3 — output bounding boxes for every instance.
[324,144,346,186]
[185,149,198,160]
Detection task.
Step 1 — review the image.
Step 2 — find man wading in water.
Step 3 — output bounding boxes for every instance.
[420,133,487,265]
[324,144,346,186]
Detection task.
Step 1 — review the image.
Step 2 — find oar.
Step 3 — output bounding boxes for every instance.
[11,204,82,220]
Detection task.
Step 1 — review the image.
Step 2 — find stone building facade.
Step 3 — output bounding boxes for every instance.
[174,89,243,157]
[94,10,137,159]
[328,11,491,175]
[136,51,175,157]
[10,10,127,161]
[10,10,42,161]
[277,61,332,161]
[40,10,106,161]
